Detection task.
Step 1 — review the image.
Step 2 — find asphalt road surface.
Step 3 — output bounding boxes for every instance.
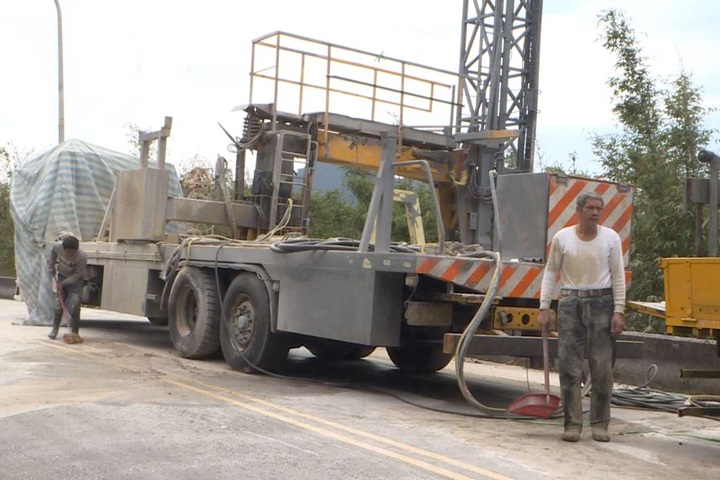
[1,299,719,480]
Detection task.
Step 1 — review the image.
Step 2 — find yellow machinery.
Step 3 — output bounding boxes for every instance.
[628,258,720,340]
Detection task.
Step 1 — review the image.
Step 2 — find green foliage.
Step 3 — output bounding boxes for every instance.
[0,147,16,276]
[308,188,362,238]
[593,10,715,330]
[308,167,439,244]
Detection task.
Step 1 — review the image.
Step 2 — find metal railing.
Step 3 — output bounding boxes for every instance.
[248,31,459,144]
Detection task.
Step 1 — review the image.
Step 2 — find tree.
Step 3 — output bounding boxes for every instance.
[308,167,370,239]
[307,189,360,238]
[308,167,439,244]
[0,143,35,277]
[592,10,715,329]
[0,148,13,276]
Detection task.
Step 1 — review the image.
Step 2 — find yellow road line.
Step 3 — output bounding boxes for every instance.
[182,376,514,480]
[166,379,476,480]
[36,340,514,480]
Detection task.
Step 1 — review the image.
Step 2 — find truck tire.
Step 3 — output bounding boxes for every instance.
[220,272,288,373]
[306,340,376,361]
[168,267,221,359]
[147,317,168,326]
[386,345,453,374]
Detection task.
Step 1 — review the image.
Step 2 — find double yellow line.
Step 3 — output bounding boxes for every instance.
[40,340,514,480]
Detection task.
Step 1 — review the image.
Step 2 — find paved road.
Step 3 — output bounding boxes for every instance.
[1,299,719,479]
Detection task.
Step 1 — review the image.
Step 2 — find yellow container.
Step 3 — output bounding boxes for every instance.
[662,258,720,336]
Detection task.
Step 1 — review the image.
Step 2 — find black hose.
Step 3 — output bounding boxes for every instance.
[610,364,720,419]
[270,238,419,254]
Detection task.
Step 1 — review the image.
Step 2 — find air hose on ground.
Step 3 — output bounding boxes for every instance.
[452,250,553,419]
[610,364,720,418]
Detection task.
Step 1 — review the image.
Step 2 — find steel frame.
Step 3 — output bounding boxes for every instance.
[456,0,543,172]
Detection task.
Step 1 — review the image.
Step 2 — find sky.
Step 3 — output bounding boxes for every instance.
[2,0,720,176]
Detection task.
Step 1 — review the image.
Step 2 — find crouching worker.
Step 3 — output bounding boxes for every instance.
[47,235,87,343]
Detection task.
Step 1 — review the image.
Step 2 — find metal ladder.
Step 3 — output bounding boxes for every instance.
[268,130,317,234]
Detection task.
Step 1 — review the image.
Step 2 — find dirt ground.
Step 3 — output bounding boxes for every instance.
[1,298,719,480]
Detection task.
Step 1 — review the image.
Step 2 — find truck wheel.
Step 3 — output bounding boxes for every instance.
[220,272,288,373]
[168,267,221,359]
[386,345,453,374]
[307,340,376,361]
[147,317,168,326]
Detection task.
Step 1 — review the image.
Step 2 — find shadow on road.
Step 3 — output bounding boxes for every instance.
[76,318,543,418]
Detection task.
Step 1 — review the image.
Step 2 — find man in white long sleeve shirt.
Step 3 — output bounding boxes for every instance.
[538,191,626,443]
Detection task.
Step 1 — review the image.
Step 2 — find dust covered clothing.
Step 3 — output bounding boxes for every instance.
[539,225,626,430]
[48,243,87,334]
[540,225,625,313]
[48,243,87,291]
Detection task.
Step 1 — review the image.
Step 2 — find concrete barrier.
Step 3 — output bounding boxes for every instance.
[473,331,720,394]
[0,277,16,300]
[614,331,720,395]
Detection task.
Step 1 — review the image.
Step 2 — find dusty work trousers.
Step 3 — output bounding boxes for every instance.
[53,285,82,334]
[557,294,615,429]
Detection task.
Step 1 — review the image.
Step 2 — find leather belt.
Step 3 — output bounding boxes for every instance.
[560,288,613,298]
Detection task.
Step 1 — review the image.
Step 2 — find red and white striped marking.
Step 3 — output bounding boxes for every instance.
[547,176,633,264]
[415,176,634,300]
[416,257,545,299]
[416,256,633,300]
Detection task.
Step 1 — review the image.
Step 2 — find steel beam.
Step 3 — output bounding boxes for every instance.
[680,369,720,379]
[165,197,259,227]
[443,333,644,359]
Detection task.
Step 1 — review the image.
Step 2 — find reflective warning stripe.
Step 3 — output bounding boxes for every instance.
[415,175,634,301]
[416,256,631,300]
[416,256,545,299]
[547,176,633,265]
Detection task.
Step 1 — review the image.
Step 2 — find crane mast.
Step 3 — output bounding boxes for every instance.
[457,0,543,171]
[454,0,543,247]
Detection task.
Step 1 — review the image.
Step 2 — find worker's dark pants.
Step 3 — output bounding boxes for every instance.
[52,285,82,334]
[557,294,615,430]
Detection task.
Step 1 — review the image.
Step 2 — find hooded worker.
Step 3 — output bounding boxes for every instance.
[47,235,87,343]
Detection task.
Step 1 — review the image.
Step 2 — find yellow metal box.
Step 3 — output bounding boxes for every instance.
[662,257,720,336]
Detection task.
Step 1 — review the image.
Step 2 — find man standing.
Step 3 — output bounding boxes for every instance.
[47,235,87,343]
[538,191,626,443]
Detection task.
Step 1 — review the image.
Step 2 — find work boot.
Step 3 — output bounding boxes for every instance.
[561,426,582,442]
[48,315,61,340]
[48,326,59,340]
[592,426,610,442]
[62,333,83,344]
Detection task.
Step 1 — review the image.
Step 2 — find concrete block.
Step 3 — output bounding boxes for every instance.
[614,332,720,394]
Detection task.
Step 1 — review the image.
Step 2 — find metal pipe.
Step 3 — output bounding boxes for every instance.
[710,159,718,257]
[695,203,704,257]
[359,132,396,252]
[698,149,719,257]
[53,0,65,144]
[489,170,503,253]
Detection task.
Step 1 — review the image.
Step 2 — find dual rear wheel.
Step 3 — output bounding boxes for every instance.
[168,267,449,375]
[167,267,287,372]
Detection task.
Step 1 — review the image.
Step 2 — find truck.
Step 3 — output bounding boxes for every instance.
[78,1,641,407]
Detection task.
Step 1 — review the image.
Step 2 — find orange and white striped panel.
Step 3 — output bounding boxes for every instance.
[547,175,633,265]
[416,256,545,299]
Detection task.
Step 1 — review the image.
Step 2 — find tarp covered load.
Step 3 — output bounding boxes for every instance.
[10,139,183,325]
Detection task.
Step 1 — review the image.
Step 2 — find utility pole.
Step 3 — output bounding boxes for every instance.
[54,0,65,144]
[698,149,719,257]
